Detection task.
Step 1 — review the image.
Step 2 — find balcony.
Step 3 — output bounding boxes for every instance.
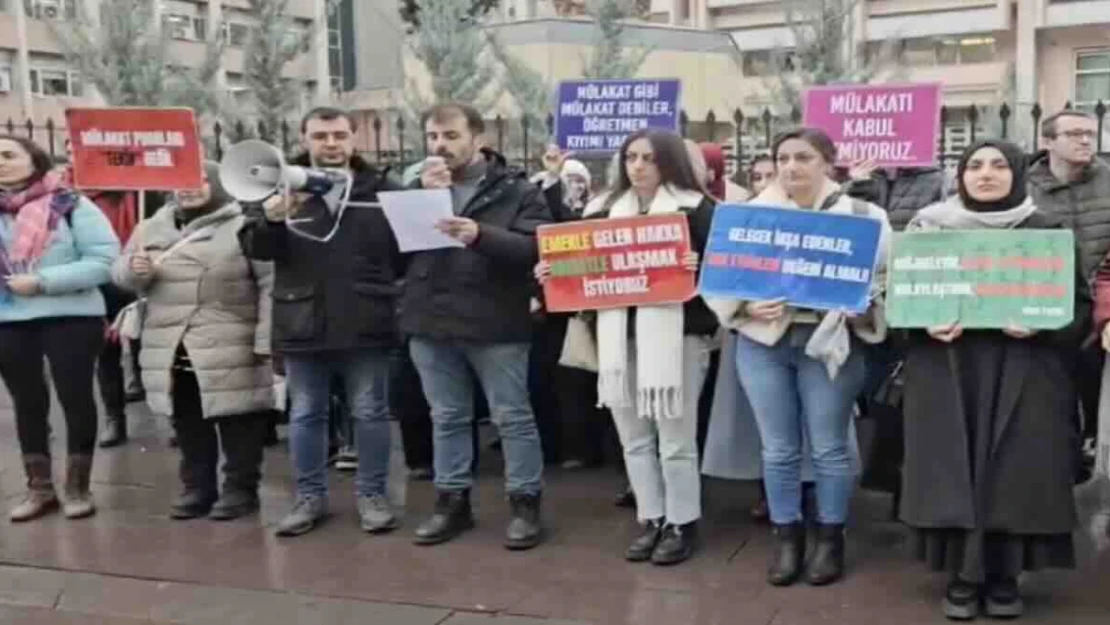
[1043,0,1110,28]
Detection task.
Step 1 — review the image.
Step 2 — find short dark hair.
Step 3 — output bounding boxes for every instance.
[300,107,358,134]
[1041,110,1096,139]
[749,153,773,170]
[0,135,55,186]
[421,103,485,136]
[771,127,838,166]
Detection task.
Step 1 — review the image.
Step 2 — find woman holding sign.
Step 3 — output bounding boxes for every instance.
[705,128,892,587]
[113,162,275,521]
[899,139,1086,620]
[536,128,717,565]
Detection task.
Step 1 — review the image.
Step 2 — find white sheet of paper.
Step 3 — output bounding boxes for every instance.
[377,189,465,252]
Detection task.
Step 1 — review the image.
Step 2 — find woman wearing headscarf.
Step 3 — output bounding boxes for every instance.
[900,139,1086,620]
[0,136,119,522]
[705,128,890,587]
[537,129,717,565]
[699,142,750,203]
[113,162,275,521]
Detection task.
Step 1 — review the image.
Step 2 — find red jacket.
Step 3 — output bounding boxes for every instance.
[1094,257,1110,330]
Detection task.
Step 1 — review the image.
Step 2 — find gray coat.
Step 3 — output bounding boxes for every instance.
[113,203,274,419]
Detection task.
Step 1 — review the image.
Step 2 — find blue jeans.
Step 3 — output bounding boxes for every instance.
[409,338,543,495]
[735,327,866,525]
[285,349,392,499]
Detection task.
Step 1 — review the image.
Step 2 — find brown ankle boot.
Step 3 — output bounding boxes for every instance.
[62,454,96,519]
[10,454,59,522]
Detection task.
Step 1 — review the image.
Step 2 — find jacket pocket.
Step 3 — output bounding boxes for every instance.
[272,285,318,341]
[352,283,393,336]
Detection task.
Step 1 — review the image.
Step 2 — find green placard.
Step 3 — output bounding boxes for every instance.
[886,229,1075,330]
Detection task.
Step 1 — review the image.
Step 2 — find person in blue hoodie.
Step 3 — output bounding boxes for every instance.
[0,135,119,523]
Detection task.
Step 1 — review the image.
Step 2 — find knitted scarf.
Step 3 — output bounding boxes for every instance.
[0,171,79,275]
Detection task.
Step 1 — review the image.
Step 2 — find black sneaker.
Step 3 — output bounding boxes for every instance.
[943,579,980,621]
[984,577,1023,619]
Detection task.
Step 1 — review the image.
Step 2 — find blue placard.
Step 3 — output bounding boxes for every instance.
[555,79,681,154]
[698,204,883,313]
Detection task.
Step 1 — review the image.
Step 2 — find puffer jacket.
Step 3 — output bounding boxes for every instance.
[846,167,946,232]
[1028,152,1110,283]
[113,203,274,420]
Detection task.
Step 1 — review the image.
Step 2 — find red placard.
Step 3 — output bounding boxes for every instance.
[65,107,204,191]
[539,214,695,312]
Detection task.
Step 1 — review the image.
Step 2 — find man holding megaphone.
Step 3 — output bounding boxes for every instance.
[237,107,405,538]
[404,103,553,550]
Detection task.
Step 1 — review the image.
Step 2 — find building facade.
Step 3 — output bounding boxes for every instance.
[0,0,334,124]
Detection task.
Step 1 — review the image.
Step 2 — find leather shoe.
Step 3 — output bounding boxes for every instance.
[414,490,474,546]
[208,489,259,521]
[505,493,544,550]
[651,521,697,566]
[768,522,806,586]
[170,490,217,520]
[625,518,663,562]
[805,523,846,586]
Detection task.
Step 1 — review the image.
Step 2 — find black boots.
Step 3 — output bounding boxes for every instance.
[651,522,698,565]
[768,522,807,586]
[98,414,128,448]
[414,490,475,545]
[209,418,264,521]
[805,523,846,586]
[505,493,544,550]
[625,518,664,562]
[170,413,218,520]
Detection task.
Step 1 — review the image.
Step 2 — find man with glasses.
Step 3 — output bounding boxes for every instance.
[1029,109,1110,479]
[238,107,405,537]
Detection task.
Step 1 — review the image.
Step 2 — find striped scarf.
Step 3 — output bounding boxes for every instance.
[0,171,79,275]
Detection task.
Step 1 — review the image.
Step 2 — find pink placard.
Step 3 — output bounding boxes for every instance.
[803,83,942,168]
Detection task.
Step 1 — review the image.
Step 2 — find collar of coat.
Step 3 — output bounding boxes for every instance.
[582,184,705,218]
[755,177,842,209]
[143,202,241,250]
[1028,151,1110,190]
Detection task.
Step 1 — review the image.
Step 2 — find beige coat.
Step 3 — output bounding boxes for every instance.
[113,203,274,419]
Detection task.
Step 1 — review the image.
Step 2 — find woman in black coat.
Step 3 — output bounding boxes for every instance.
[899,139,1087,621]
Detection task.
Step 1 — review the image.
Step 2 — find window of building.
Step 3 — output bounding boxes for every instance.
[1076,50,1110,107]
[224,22,252,47]
[29,68,82,97]
[326,0,343,93]
[742,49,796,77]
[24,0,75,20]
[164,14,198,41]
[871,34,996,67]
[0,66,12,93]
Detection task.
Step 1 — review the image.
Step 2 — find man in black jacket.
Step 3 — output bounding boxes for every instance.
[238,107,404,537]
[405,103,552,550]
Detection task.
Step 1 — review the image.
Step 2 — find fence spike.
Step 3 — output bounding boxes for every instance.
[733,108,743,126]
[680,110,689,137]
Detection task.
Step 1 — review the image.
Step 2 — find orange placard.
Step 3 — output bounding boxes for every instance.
[65,107,204,191]
[538,214,695,312]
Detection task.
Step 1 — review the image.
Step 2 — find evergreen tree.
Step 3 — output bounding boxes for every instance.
[404,0,501,148]
[51,0,223,112]
[235,0,318,143]
[581,0,650,80]
[399,0,500,30]
[766,0,901,115]
[488,33,551,159]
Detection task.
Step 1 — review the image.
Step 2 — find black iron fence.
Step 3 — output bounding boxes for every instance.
[5,99,1107,177]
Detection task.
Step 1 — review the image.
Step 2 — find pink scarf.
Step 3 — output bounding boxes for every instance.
[0,172,78,274]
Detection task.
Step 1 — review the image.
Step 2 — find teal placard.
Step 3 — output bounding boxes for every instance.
[886,229,1075,330]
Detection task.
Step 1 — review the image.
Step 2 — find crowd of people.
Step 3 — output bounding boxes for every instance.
[0,102,1108,621]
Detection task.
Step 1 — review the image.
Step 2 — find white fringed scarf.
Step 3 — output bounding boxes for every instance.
[585,185,704,420]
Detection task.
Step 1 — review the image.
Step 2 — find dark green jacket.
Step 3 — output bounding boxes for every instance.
[1027,153,1110,282]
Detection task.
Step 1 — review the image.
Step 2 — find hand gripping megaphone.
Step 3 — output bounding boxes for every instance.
[219,140,344,203]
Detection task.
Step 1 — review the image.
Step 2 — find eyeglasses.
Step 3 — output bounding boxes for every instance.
[1057,130,1097,141]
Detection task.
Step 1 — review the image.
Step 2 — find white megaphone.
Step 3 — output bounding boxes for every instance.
[219,140,342,203]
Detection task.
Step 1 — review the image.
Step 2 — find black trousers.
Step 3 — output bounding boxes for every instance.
[97,284,134,419]
[0,317,103,456]
[529,315,569,463]
[171,366,266,494]
[556,365,619,467]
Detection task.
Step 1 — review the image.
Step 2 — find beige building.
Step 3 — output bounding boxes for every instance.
[0,0,335,126]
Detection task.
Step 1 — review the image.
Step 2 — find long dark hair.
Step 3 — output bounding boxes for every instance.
[602,128,707,213]
[0,135,55,187]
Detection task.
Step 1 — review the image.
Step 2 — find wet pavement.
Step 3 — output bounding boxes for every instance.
[1,392,1109,624]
